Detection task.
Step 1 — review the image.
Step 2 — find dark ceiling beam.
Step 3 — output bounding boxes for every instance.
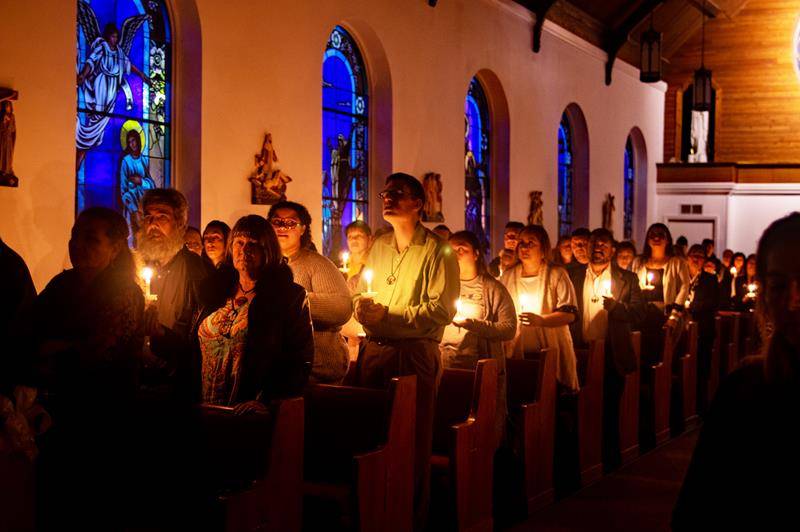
[528,0,558,53]
[603,0,664,85]
[687,0,719,19]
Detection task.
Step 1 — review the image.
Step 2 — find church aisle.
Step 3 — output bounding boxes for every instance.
[511,430,699,532]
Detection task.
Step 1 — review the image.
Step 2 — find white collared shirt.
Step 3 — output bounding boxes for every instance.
[582,265,612,342]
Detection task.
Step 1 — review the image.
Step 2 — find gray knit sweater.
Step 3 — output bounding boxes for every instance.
[287,249,353,383]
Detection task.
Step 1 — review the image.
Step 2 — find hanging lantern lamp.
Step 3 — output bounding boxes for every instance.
[693,0,713,111]
[640,14,662,83]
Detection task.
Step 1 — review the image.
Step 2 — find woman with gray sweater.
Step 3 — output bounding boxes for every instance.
[268,201,353,383]
[441,231,517,445]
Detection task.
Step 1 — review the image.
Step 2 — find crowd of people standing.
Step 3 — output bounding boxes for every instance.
[1,171,797,529]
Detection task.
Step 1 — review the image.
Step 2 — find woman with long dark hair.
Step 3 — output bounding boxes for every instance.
[267,201,352,384]
[201,220,231,269]
[673,213,800,529]
[631,223,690,360]
[196,215,313,412]
[500,224,579,391]
[440,230,517,443]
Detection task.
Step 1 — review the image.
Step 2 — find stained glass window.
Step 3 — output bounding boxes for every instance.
[465,77,491,253]
[322,26,368,259]
[623,137,635,240]
[558,114,574,237]
[76,0,171,236]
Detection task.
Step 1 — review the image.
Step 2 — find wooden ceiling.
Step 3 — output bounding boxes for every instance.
[512,0,751,83]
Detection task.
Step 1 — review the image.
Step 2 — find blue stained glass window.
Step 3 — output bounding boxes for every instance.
[558,114,574,238]
[465,77,491,253]
[322,26,368,259]
[623,137,635,240]
[76,0,171,236]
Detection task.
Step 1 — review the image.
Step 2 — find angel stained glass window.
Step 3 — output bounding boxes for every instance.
[623,136,635,240]
[322,26,368,259]
[558,114,574,238]
[76,0,171,237]
[465,77,491,253]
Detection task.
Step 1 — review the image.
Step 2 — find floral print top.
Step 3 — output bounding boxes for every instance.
[198,296,251,405]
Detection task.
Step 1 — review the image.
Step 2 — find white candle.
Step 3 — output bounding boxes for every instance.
[519,293,531,314]
[602,279,612,297]
[361,268,376,298]
[340,251,350,273]
[141,266,157,302]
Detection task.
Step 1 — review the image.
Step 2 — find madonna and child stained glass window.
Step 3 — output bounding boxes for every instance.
[76,0,171,235]
[558,114,574,238]
[322,26,369,259]
[465,77,491,253]
[623,137,635,240]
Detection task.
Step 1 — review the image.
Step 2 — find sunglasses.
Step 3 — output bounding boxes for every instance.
[270,218,302,230]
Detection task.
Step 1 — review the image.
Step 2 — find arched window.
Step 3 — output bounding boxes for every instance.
[465,77,491,252]
[76,0,172,234]
[623,137,635,240]
[558,113,574,237]
[322,26,369,258]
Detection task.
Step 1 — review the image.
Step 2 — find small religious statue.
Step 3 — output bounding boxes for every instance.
[0,88,19,187]
[527,191,543,226]
[249,132,292,204]
[602,193,615,232]
[422,172,444,222]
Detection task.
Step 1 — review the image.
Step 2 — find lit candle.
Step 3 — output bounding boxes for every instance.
[644,271,655,290]
[747,283,757,298]
[602,279,612,298]
[340,251,350,274]
[454,298,465,324]
[518,293,531,314]
[140,266,157,303]
[362,268,377,298]
[730,267,737,276]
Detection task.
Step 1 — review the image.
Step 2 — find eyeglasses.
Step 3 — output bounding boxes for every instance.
[378,189,410,201]
[270,218,302,230]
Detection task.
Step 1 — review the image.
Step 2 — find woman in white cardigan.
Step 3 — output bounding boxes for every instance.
[500,224,579,392]
[632,223,690,362]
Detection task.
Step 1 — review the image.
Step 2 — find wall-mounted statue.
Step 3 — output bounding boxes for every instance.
[422,172,444,222]
[0,88,19,188]
[527,191,543,226]
[602,193,615,232]
[249,132,292,204]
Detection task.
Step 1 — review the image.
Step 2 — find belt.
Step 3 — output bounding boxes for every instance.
[365,336,437,346]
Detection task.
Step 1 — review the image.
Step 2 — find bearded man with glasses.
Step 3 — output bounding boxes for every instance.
[353,172,460,529]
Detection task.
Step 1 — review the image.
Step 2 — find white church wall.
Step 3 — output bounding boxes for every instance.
[1,0,665,289]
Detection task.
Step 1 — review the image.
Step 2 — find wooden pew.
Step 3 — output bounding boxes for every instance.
[432,359,497,532]
[619,332,641,465]
[740,309,759,357]
[575,340,605,485]
[304,377,416,532]
[673,321,699,434]
[707,317,722,405]
[640,325,677,448]
[201,398,305,532]
[506,347,558,513]
[717,311,742,376]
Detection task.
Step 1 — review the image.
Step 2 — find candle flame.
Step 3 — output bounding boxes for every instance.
[730,267,737,276]
[341,251,350,264]
[141,266,154,283]
[362,269,373,284]
[519,293,530,313]
[456,298,463,315]
[647,272,654,283]
[748,283,757,293]
[602,280,612,296]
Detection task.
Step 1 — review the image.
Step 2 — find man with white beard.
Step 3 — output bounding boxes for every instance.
[137,188,212,402]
